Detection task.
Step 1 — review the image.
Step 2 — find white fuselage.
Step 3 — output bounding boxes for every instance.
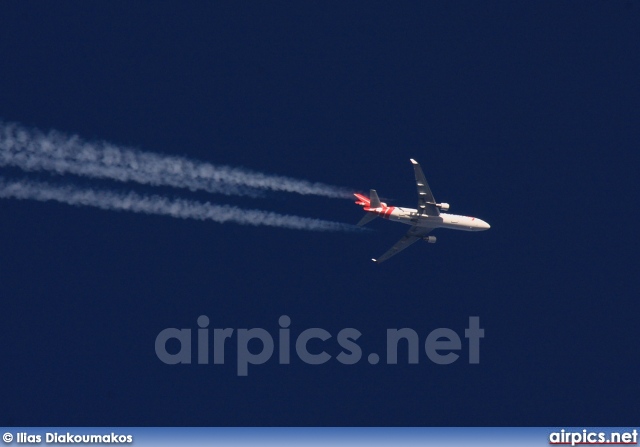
[367,205,490,231]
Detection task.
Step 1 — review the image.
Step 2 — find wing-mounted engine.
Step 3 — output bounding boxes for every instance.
[437,202,450,212]
[423,235,437,243]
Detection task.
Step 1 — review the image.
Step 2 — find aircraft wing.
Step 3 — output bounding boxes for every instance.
[357,213,378,227]
[410,159,439,216]
[372,226,434,264]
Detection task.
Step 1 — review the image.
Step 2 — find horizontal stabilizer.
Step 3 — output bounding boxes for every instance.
[354,193,370,205]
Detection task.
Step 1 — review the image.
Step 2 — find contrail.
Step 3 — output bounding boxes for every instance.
[0,121,353,199]
[0,177,358,232]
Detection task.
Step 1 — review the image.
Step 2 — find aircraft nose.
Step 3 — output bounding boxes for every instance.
[474,220,490,230]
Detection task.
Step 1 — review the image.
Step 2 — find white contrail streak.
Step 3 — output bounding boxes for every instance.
[0,177,358,232]
[0,121,353,199]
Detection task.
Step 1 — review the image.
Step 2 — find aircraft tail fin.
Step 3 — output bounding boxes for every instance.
[369,189,382,208]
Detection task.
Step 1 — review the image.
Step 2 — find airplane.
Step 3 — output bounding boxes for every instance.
[355,159,490,263]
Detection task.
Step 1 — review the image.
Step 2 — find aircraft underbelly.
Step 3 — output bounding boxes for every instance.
[392,213,440,228]
[391,212,476,231]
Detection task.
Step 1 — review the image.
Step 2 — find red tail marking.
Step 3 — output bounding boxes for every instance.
[383,206,395,219]
[354,193,370,206]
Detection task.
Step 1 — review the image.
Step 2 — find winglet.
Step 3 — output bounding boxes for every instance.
[410,158,418,165]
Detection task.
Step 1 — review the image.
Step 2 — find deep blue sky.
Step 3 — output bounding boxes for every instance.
[0,2,638,426]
